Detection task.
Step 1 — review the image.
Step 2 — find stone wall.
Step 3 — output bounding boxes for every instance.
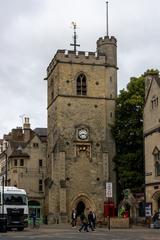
[110,217,129,228]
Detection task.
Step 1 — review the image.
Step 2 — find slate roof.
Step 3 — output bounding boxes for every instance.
[34,128,47,136]
[34,128,47,142]
[9,149,30,158]
[9,142,29,158]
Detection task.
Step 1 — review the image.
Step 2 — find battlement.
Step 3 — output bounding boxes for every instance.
[47,50,106,75]
[97,36,117,47]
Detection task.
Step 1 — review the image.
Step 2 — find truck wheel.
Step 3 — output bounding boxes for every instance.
[17,227,24,231]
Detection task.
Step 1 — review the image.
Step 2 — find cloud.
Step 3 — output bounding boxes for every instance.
[0,0,160,137]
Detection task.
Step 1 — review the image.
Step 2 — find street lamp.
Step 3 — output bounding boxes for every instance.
[3,142,8,186]
[0,175,7,232]
[2,176,4,217]
[1,150,8,186]
[4,152,7,186]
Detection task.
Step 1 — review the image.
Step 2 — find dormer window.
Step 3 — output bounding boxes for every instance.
[33,143,39,148]
[76,74,87,95]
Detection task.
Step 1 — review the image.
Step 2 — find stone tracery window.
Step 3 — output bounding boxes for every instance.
[76,73,87,96]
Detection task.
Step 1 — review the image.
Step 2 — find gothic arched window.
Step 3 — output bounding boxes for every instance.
[153,147,160,176]
[76,74,87,96]
[151,95,158,109]
[154,152,160,176]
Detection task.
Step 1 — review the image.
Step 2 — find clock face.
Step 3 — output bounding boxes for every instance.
[78,129,88,140]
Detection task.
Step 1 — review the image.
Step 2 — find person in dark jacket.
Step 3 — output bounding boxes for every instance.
[92,211,96,229]
[31,211,36,228]
[79,212,88,232]
[71,209,77,227]
[88,211,94,231]
[152,210,160,228]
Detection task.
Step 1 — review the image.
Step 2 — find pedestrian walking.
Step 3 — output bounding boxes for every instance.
[71,209,77,227]
[88,211,94,231]
[31,211,36,228]
[152,210,159,228]
[92,211,96,229]
[79,212,89,232]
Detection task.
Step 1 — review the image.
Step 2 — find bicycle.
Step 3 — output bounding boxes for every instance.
[30,219,40,229]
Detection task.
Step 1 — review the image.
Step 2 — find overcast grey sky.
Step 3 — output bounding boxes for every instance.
[0,0,160,137]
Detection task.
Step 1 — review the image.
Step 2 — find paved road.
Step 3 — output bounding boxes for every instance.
[0,225,160,240]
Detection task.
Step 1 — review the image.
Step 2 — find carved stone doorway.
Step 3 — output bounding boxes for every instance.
[76,201,85,217]
[70,193,95,217]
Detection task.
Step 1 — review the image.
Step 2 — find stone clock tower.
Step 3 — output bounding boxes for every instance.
[45,34,117,223]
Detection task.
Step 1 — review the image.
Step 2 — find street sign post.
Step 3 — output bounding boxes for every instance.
[106,182,112,198]
[106,182,112,230]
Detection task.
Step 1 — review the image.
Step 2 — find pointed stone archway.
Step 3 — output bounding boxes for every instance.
[76,201,85,216]
[152,190,160,211]
[152,190,160,201]
[70,192,96,217]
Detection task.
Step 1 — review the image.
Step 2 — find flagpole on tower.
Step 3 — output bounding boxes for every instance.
[106,2,109,37]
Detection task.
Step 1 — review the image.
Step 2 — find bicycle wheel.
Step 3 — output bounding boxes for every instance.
[35,223,40,229]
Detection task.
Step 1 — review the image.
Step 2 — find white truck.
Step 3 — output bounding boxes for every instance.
[0,186,28,230]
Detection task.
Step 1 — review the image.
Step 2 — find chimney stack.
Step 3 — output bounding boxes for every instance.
[23,117,31,142]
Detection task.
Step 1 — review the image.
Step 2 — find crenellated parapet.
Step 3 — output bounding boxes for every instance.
[97,36,117,47]
[47,50,106,76]
[46,35,117,76]
[97,36,117,67]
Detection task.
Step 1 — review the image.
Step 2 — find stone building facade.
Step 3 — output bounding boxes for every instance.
[144,71,160,214]
[45,35,118,223]
[0,118,47,221]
